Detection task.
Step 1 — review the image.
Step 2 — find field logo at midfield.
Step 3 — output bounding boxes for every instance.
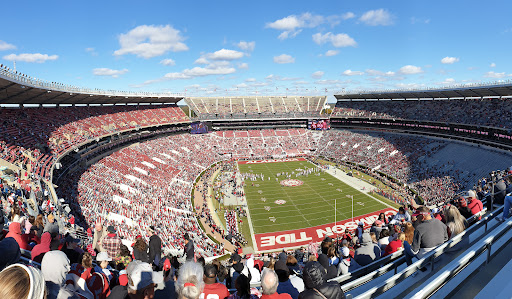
[238,157,306,164]
[275,200,286,205]
[280,179,304,187]
[254,208,397,251]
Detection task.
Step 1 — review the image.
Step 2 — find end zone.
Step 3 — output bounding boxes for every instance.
[238,157,306,165]
[254,208,397,251]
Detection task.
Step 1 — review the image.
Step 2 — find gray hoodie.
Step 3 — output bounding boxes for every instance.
[354,233,381,266]
[41,251,79,299]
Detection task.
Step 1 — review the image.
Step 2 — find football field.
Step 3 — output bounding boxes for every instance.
[238,159,392,235]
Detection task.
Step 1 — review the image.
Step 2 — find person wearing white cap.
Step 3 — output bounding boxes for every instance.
[0,263,46,299]
[95,251,114,282]
[109,260,163,299]
[337,246,360,275]
[467,190,484,220]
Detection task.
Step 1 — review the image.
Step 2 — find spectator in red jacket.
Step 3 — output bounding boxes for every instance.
[384,233,405,256]
[31,232,52,263]
[5,222,29,250]
[467,190,483,220]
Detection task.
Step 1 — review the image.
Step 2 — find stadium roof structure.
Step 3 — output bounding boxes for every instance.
[335,81,512,101]
[0,66,183,105]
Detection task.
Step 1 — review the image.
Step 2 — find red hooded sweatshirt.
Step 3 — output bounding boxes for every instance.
[31,232,52,263]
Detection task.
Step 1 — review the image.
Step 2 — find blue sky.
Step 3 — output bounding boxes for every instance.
[1,0,511,102]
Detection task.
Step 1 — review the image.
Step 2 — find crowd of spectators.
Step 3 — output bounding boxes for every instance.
[332,98,512,129]
[0,105,189,179]
[316,130,474,205]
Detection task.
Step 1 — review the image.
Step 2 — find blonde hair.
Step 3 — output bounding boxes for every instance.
[47,214,55,222]
[397,232,406,242]
[0,265,31,299]
[444,205,466,237]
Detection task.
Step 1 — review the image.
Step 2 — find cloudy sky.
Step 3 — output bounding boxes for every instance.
[0,0,510,102]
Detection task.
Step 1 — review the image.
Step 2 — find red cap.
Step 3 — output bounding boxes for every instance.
[163,258,172,271]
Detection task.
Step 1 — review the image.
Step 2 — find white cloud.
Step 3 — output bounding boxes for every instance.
[114,25,188,59]
[359,9,394,26]
[266,12,352,40]
[342,12,356,20]
[273,54,295,64]
[395,82,425,89]
[160,58,176,66]
[439,78,456,85]
[92,68,129,78]
[312,32,356,47]
[238,62,249,69]
[366,69,395,76]
[325,50,339,56]
[312,71,324,79]
[411,17,430,24]
[245,78,256,82]
[194,57,209,65]
[490,62,496,68]
[85,47,98,56]
[484,71,510,78]
[398,65,423,74]
[237,41,255,52]
[441,56,459,64]
[206,49,244,60]
[0,40,16,51]
[315,79,343,85]
[3,53,58,63]
[166,66,236,79]
[343,69,364,76]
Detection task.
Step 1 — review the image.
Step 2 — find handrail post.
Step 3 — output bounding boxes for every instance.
[431,255,435,272]
[486,243,491,264]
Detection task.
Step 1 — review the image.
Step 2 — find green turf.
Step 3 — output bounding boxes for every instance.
[239,160,392,234]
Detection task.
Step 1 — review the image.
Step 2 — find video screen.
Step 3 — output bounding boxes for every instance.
[191,122,209,134]
[308,119,331,130]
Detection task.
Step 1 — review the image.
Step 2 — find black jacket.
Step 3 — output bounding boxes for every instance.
[184,239,194,260]
[148,234,162,265]
[133,246,149,263]
[299,262,345,299]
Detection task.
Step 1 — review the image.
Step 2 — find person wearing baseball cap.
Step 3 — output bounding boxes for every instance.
[61,234,81,264]
[109,260,163,299]
[338,245,361,275]
[95,251,114,282]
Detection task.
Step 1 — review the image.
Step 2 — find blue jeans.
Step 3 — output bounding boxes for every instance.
[403,241,416,266]
[503,196,512,219]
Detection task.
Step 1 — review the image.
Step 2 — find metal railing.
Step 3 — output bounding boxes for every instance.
[0,66,183,98]
[411,217,512,298]
[353,205,504,298]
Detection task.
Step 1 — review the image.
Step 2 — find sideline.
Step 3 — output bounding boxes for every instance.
[193,165,236,253]
[317,162,398,210]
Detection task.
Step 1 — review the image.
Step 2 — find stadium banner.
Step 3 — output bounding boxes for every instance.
[238,157,306,165]
[254,208,396,251]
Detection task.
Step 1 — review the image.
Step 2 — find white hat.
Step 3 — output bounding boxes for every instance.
[468,190,476,198]
[126,261,163,291]
[96,252,112,262]
[341,247,350,257]
[358,221,363,226]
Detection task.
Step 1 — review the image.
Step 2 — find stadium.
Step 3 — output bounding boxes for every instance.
[1,2,512,298]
